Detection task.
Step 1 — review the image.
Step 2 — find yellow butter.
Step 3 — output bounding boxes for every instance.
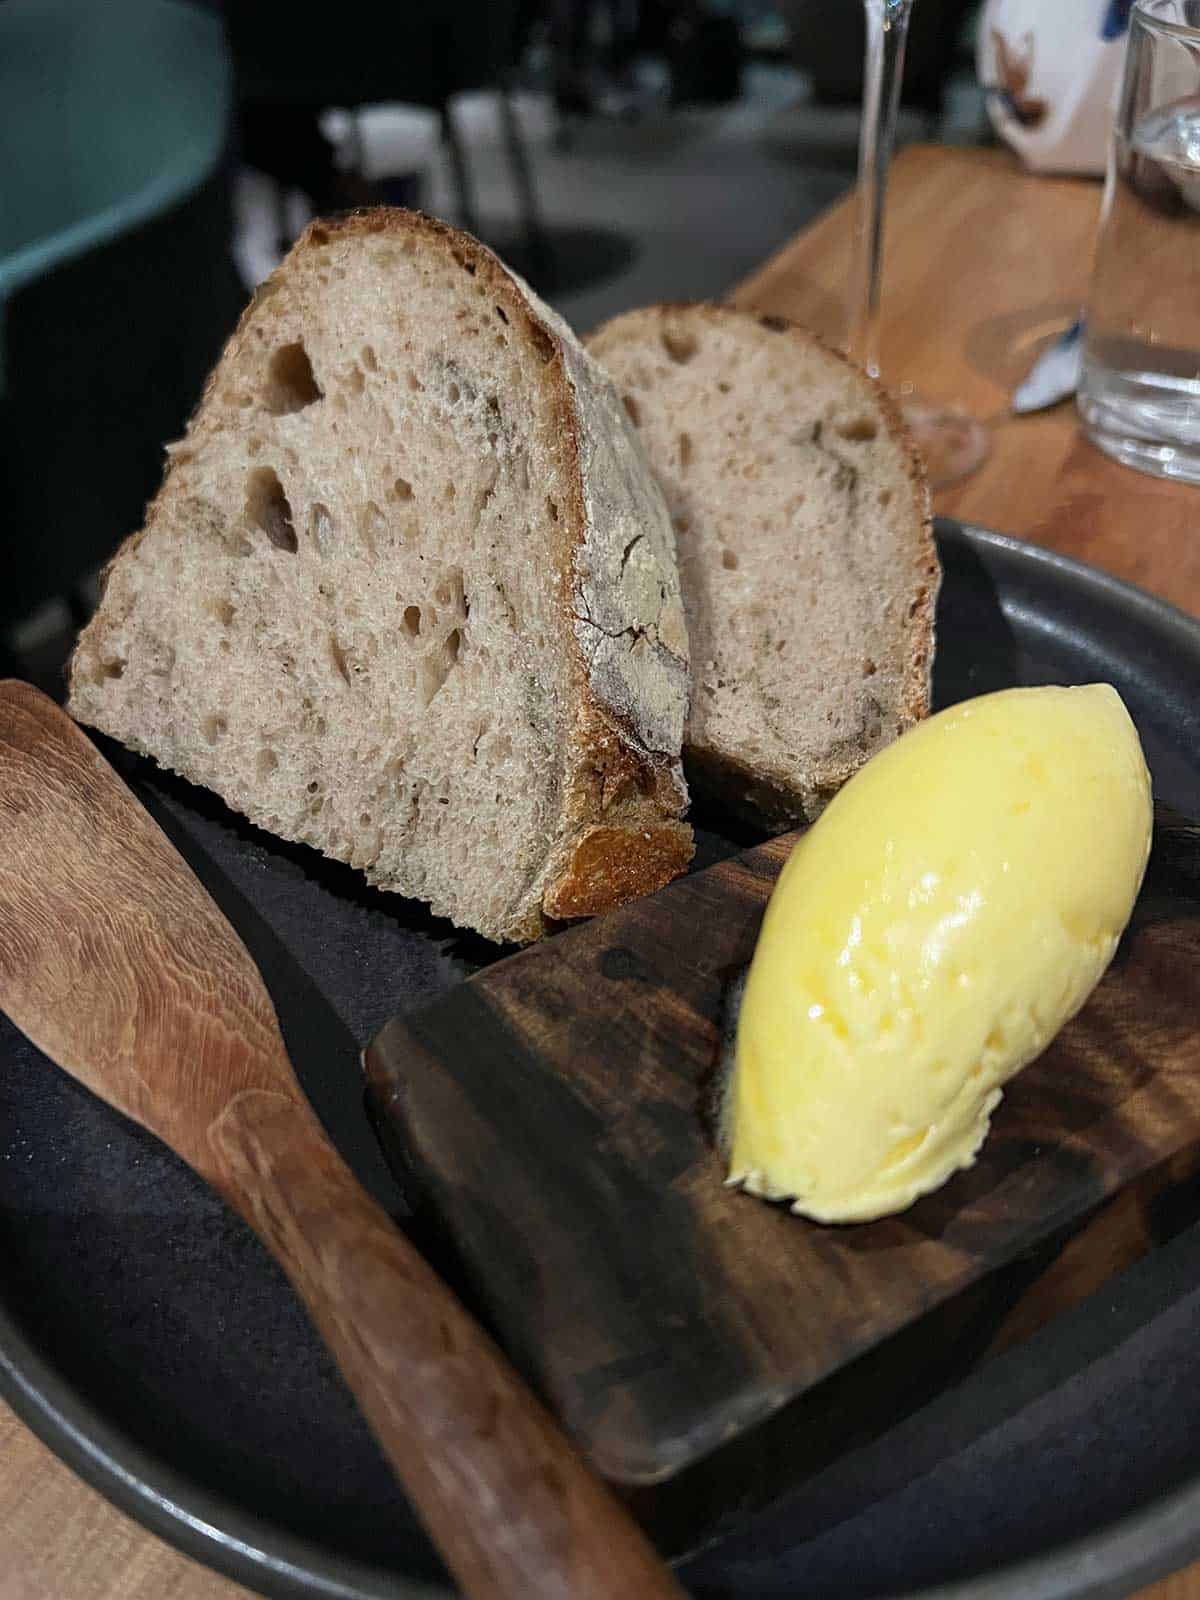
[726,684,1152,1223]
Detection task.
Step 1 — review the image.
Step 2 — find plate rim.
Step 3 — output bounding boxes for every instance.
[5,520,1200,1600]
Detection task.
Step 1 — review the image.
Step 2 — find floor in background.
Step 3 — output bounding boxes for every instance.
[434,64,860,335]
[236,62,990,339]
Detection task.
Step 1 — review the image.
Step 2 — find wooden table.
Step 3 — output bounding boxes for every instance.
[3,142,1198,1600]
[736,143,1200,613]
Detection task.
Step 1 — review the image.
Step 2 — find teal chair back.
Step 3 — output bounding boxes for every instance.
[0,0,230,314]
[1,0,238,633]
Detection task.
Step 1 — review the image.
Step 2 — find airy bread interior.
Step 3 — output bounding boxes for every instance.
[70,217,688,942]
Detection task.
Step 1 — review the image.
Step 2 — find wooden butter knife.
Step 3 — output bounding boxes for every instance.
[0,679,685,1600]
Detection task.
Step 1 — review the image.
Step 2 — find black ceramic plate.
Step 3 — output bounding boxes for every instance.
[4,522,1200,1600]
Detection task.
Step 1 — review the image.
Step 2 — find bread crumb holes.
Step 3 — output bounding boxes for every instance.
[264,342,321,415]
[837,415,878,442]
[661,327,698,364]
[245,468,297,553]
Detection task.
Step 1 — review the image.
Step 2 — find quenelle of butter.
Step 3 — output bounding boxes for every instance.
[726,684,1152,1223]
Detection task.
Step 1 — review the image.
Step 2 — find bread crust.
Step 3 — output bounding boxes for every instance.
[70,209,693,942]
[587,300,937,832]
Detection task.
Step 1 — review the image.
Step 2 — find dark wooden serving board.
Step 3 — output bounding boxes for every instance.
[365,809,1200,1487]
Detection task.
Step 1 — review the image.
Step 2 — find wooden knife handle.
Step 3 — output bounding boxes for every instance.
[208,1087,686,1600]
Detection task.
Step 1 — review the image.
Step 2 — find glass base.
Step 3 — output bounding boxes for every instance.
[1078,389,1200,486]
[899,399,990,492]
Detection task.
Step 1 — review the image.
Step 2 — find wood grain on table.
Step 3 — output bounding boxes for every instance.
[736,143,1200,616]
[0,1404,254,1600]
[4,142,1199,1600]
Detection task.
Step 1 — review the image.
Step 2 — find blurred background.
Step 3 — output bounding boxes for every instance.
[2,0,990,688]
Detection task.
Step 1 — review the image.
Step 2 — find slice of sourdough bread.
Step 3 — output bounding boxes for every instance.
[587,303,938,829]
[69,211,692,943]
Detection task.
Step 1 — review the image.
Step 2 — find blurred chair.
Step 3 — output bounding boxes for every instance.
[0,0,240,666]
[222,2,545,268]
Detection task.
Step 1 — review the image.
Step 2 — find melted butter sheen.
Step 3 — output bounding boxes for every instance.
[726,685,1152,1223]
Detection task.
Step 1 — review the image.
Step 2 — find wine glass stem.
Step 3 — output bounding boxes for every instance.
[849,0,915,379]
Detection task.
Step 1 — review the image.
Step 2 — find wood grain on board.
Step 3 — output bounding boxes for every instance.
[366,810,1200,1490]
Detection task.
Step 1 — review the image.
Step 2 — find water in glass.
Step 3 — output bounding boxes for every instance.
[1080,2,1200,481]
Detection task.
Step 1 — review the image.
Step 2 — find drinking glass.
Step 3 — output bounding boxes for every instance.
[1078,0,1200,482]
[850,0,989,489]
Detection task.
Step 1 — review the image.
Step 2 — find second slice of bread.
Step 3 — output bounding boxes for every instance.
[587,304,938,828]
